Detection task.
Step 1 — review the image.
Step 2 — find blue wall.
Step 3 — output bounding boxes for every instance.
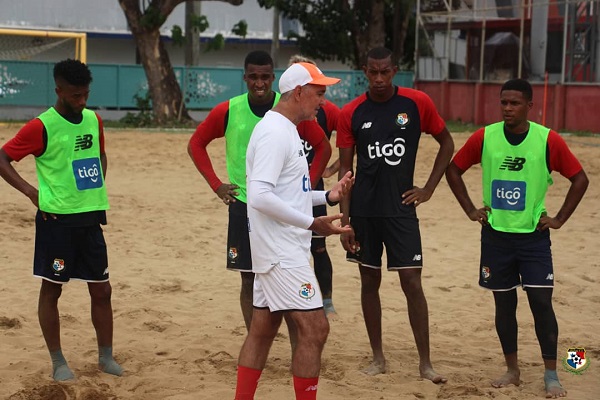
[0,61,413,110]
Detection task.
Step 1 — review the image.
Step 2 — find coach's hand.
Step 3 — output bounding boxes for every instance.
[328,171,354,203]
[309,214,352,237]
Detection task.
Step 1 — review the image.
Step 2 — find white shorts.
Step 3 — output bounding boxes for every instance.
[253,263,323,312]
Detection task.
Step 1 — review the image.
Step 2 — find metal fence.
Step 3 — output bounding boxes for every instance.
[0,60,413,110]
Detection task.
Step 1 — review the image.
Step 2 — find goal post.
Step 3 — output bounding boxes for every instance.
[0,28,87,63]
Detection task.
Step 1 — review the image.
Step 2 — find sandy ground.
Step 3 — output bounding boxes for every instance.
[0,125,598,399]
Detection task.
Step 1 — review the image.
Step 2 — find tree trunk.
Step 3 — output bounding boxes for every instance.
[119,0,192,125]
[350,0,386,68]
[137,30,192,124]
[391,0,412,67]
[185,0,201,66]
[366,0,386,52]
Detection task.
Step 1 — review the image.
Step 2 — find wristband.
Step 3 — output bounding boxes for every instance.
[325,191,339,206]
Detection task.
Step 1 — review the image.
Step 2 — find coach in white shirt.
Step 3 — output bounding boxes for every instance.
[234,62,353,400]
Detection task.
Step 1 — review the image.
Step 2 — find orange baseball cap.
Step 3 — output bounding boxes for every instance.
[279,62,340,93]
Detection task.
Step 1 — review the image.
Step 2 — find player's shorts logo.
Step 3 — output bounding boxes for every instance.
[491,180,526,211]
[481,266,491,280]
[72,157,103,190]
[562,347,590,374]
[299,282,316,300]
[52,258,65,272]
[396,113,409,126]
[228,247,238,261]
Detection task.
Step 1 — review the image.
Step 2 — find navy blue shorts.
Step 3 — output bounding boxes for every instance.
[227,200,252,272]
[33,213,109,283]
[347,216,423,270]
[479,225,554,290]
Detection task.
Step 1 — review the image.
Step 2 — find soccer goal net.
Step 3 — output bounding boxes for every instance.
[0,28,87,63]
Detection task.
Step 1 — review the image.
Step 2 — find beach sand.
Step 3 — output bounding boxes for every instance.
[0,125,598,399]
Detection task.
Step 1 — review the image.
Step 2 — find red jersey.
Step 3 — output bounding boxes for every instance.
[3,113,105,161]
[300,99,340,166]
[189,96,329,193]
[452,127,583,178]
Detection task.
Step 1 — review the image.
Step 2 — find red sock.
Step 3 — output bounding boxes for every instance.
[234,365,262,400]
[293,375,319,400]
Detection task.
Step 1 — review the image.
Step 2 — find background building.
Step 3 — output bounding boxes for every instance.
[0,0,346,70]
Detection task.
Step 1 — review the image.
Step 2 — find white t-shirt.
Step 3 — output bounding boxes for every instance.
[246,110,314,273]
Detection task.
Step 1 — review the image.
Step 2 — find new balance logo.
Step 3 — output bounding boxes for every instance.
[361,122,372,129]
[74,134,93,151]
[499,156,526,171]
[412,254,422,261]
[305,385,318,392]
[546,273,554,280]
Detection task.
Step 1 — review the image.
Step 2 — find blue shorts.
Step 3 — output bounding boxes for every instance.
[347,216,423,270]
[479,225,553,290]
[227,200,252,272]
[33,213,109,284]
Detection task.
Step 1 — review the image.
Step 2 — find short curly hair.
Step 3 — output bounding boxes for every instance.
[53,59,92,86]
[244,51,273,70]
[501,79,533,101]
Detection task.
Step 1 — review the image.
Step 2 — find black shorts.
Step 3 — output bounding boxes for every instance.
[311,204,327,239]
[347,216,423,270]
[479,225,553,290]
[227,200,252,272]
[33,213,109,283]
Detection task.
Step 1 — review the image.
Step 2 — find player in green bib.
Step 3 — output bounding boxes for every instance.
[188,51,331,338]
[0,59,122,381]
[446,79,588,398]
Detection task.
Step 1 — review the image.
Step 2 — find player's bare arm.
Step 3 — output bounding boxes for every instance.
[338,147,357,253]
[0,148,40,210]
[538,169,589,231]
[100,152,108,178]
[402,128,454,206]
[322,158,340,178]
[446,161,490,225]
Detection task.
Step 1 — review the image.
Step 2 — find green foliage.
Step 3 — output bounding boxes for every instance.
[171,25,185,46]
[191,14,210,33]
[171,14,245,51]
[171,14,210,48]
[259,0,418,69]
[140,5,167,29]
[232,20,248,38]
[259,0,355,65]
[120,92,154,127]
[205,34,225,52]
